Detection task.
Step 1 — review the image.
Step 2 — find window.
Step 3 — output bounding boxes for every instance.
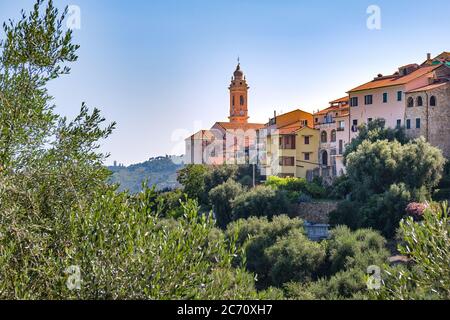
[339,140,344,155]
[406,119,411,129]
[407,97,414,108]
[304,153,310,161]
[315,118,319,123]
[352,119,358,132]
[304,136,310,145]
[430,96,437,107]
[383,93,388,103]
[416,118,421,129]
[396,119,401,128]
[331,130,337,142]
[280,135,296,150]
[232,96,235,106]
[280,156,295,166]
[417,96,423,106]
[321,131,328,143]
[350,97,359,107]
[240,95,245,106]
[397,91,403,101]
[338,120,345,131]
[364,95,373,105]
[321,150,328,166]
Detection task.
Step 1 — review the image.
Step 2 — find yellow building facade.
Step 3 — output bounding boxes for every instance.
[259,110,320,180]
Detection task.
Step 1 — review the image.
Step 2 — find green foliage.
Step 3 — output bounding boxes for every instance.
[0,1,265,300]
[209,179,244,229]
[325,226,389,275]
[434,162,450,201]
[232,186,290,220]
[177,164,211,204]
[343,118,409,163]
[157,188,186,219]
[328,175,352,200]
[226,216,304,288]
[0,185,265,299]
[333,137,445,238]
[285,268,368,300]
[375,203,450,300]
[265,230,326,286]
[265,176,326,201]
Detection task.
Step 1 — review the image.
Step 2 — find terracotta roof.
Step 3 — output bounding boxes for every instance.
[186,129,215,140]
[330,96,349,104]
[314,105,340,116]
[406,80,449,93]
[279,126,302,135]
[348,65,442,93]
[214,122,265,131]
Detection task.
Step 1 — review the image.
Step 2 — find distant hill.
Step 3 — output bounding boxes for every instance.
[108,156,185,193]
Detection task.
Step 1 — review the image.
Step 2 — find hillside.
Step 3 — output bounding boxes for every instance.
[108,156,185,193]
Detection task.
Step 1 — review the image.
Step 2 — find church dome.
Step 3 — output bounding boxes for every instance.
[234,64,244,79]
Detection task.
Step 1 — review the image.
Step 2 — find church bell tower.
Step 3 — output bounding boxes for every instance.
[229,61,249,123]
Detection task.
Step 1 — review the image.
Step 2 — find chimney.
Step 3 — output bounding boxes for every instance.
[427,53,431,61]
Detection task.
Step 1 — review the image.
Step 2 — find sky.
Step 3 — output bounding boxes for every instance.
[1,0,450,165]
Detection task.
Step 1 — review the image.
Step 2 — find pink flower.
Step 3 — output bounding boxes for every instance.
[405,202,428,221]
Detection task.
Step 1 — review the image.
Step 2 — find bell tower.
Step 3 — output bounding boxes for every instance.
[229,61,249,123]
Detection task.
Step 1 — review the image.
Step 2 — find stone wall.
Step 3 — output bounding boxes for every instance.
[405,82,450,158]
[294,201,339,224]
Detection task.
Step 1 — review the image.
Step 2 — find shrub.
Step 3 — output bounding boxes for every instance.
[232,186,289,220]
[375,202,450,300]
[326,226,389,275]
[265,230,326,286]
[226,216,304,289]
[209,179,244,229]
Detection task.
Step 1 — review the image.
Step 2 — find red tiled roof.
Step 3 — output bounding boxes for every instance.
[185,129,215,140]
[348,65,442,93]
[406,81,449,93]
[314,105,340,116]
[330,96,349,104]
[214,122,265,131]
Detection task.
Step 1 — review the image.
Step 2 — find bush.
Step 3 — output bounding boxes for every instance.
[325,226,389,275]
[232,186,290,220]
[265,230,326,286]
[209,179,244,229]
[226,216,304,289]
[337,137,445,238]
[375,202,450,300]
[177,164,211,204]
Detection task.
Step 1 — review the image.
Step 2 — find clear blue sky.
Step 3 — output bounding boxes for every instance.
[1,0,450,165]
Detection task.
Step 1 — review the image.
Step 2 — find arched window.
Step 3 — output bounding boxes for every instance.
[430,96,437,107]
[240,95,245,106]
[407,97,414,108]
[321,150,328,166]
[331,130,337,143]
[417,96,423,107]
[232,96,235,107]
[321,131,328,143]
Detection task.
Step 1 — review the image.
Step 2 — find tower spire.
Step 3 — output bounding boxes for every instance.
[229,60,249,124]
